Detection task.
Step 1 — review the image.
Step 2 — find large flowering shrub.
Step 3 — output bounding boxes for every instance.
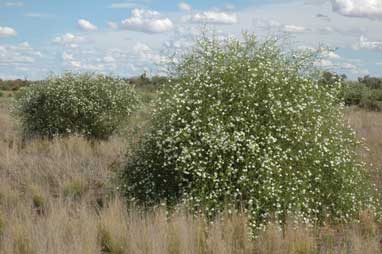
[15,73,140,140]
[120,34,375,231]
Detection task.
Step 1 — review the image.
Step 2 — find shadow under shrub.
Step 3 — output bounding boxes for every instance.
[14,73,140,140]
[120,33,376,233]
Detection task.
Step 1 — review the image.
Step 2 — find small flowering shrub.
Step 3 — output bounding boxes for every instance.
[120,34,375,232]
[15,73,140,140]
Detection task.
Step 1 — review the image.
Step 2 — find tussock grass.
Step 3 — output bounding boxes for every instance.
[1,97,382,253]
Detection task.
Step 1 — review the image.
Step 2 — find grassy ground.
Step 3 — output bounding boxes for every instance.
[1,95,382,253]
[346,108,382,187]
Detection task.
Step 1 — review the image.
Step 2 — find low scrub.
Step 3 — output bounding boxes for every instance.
[14,73,140,140]
[120,33,376,233]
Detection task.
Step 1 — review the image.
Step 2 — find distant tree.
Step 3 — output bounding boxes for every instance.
[358,75,382,89]
[319,71,346,87]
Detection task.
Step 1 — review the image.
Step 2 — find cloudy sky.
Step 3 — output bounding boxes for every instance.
[0,0,381,80]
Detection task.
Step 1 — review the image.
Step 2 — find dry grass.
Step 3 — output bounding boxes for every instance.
[1,98,382,253]
[346,108,382,188]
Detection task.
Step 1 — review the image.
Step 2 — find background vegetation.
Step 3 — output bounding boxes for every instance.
[319,72,382,112]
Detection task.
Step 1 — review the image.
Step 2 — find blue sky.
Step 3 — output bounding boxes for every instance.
[0,0,381,80]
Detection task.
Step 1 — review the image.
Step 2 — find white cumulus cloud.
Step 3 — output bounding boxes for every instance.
[331,0,382,19]
[53,33,84,43]
[339,62,357,70]
[353,35,382,50]
[0,26,16,37]
[121,9,174,33]
[183,11,238,25]
[282,25,307,33]
[133,42,152,52]
[103,55,115,63]
[254,19,308,33]
[53,33,85,49]
[315,59,334,68]
[132,42,169,65]
[78,19,98,31]
[62,52,82,68]
[178,2,192,11]
[107,22,118,29]
[0,42,41,67]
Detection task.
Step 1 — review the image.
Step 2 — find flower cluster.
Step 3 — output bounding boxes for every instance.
[14,72,140,140]
[120,33,375,233]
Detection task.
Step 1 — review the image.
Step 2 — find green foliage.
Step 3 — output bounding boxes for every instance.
[128,74,168,104]
[63,180,88,200]
[14,73,140,140]
[344,82,382,111]
[360,89,382,112]
[98,227,124,254]
[358,75,382,89]
[0,91,3,97]
[344,82,366,106]
[120,33,375,232]
[32,194,45,209]
[318,71,382,112]
[318,71,347,102]
[319,71,347,87]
